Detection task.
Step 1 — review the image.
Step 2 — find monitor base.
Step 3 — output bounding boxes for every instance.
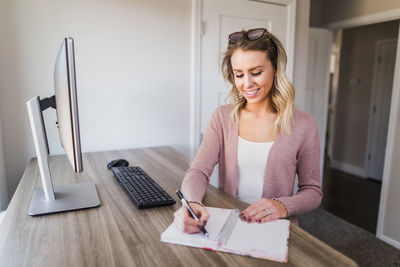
[29,182,100,216]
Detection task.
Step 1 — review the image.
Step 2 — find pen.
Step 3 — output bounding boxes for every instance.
[176,190,209,237]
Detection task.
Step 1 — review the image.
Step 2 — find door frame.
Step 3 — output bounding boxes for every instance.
[365,38,397,180]
[307,27,333,186]
[326,12,400,249]
[190,0,297,159]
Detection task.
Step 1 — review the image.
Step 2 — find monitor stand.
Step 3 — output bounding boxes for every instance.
[29,183,100,216]
[26,96,100,216]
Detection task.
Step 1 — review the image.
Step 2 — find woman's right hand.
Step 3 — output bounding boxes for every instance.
[173,202,210,234]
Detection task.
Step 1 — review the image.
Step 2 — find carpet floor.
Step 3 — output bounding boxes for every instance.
[299,208,400,267]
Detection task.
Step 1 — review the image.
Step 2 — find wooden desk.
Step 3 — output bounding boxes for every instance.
[0,147,357,266]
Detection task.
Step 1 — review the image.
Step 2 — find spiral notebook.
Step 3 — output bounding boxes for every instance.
[160,207,290,262]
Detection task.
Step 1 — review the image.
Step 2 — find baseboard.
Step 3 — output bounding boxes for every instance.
[330,160,367,178]
[379,234,400,250]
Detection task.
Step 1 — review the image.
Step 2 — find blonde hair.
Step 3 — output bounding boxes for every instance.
[221,29,294,135]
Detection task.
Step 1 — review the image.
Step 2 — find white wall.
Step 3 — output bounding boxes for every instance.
[0,0,10,210]
[0,0,311,206]
[0,0,192,199]
[0,117,8,211]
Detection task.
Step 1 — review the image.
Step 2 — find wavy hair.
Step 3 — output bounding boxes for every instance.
[221,29,294,135]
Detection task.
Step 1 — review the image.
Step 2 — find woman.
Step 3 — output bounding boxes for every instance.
[174,28,322,234]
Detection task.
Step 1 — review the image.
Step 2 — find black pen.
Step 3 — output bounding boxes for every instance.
[176,190,209,237]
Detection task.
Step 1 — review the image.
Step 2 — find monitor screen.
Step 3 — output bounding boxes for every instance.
[54,37,83,173]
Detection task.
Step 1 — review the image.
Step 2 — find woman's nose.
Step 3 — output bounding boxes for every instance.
[243,75,254,89]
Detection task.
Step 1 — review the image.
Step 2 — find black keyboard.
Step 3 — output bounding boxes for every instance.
[111,166,176,209]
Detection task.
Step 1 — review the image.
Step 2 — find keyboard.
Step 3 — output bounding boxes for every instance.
[111,166,176,209]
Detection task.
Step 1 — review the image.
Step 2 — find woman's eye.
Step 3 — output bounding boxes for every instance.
[235,74,244,78]
[251,71,262,76]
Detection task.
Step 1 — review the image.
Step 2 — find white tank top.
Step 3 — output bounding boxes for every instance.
[237,136,274,204]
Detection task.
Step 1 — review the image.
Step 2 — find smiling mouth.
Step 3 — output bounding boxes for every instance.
[244,88,259,96]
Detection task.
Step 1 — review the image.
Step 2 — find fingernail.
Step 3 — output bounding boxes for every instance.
[242,216,246,220]
[257,219,261,223]
[247,218,252,223]
[239,213,244,217]
[202,220,208,226]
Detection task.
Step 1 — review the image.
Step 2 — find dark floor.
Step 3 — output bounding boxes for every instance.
[299,208,400,267]
[321,158,382,234]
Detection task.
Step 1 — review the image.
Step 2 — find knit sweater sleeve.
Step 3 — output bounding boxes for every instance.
[275,118,323,217]
[181,108,221,203]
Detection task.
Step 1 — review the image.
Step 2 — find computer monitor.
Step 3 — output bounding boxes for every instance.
[26,37,100,216]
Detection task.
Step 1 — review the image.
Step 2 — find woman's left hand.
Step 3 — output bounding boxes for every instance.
[239,198,288,223]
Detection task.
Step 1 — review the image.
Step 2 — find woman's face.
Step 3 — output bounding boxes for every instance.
[230,49,275,106]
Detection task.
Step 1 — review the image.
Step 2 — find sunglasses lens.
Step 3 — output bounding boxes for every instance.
[247,29,266,40]
[229,32,244,44]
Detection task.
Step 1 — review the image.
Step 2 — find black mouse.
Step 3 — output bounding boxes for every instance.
[107,159,129,169]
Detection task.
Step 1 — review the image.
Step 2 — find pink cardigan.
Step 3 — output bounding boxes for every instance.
[181,105,322,224]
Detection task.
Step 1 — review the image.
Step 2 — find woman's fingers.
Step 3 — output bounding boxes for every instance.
[240,209,276,223]
[173,203,210,233]
[173,216,201,233]
[243,198,273,216]
[252,206,276,220]
[190,203,210,226]
[173,206,203,233]
[239,198,287,223]
[255,212,281,223]
[240,199,273,222]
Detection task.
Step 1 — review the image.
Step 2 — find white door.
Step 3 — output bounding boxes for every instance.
[200,0,295,187]
[305,28,333,185]
[366,39,397,181]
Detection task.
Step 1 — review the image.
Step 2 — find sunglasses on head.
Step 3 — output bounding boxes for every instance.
[228,28,267,44]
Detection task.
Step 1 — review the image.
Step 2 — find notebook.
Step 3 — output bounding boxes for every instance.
[160,207,290,262]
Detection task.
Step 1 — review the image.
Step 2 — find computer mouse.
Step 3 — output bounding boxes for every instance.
[107,159,129,169]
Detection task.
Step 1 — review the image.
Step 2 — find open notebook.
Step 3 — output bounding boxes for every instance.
[160,207,290,262]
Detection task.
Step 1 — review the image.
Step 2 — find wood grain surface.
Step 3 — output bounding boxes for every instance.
[0,147,357,267]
